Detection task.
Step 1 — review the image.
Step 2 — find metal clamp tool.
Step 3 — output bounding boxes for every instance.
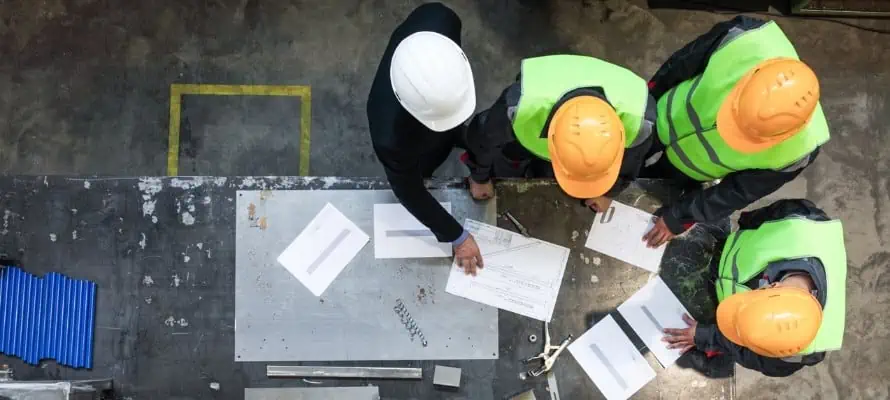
[523,322,572,377]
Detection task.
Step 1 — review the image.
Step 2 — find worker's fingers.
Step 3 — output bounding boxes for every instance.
[662,328,687,336]
[682,313,696,325]
[646,229,662,248]
[467,259,478,276]
[642,226,655,243]
[652,230,670,248]
[476,254,484,268]
[662,334,687,344]
[666,339,693,349]
[681,345,695,354]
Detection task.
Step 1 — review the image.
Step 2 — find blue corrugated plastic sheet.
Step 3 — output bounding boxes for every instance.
[0,266,96,368]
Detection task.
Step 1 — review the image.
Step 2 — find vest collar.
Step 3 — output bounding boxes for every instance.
[761,257,828,307]
[540,87,613,139]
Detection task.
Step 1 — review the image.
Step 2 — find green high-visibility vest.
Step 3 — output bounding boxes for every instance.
[716,217,846,354]
[656,22,830,181]
[512,55,649,160]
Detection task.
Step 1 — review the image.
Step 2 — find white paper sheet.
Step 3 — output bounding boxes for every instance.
[617,276,691,368]
[276,203,369,296]
[373,203,452,259]
[445,219,569,322]
[568,315,656,400]
[585,201,666,272]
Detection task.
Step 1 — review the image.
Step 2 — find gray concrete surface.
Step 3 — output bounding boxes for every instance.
[1,0,889,398]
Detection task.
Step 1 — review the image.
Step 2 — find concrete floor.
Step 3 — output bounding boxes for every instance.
[1,0,889,398]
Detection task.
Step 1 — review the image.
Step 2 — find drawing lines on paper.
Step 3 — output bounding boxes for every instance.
[464,279,538,311]
[467,220,513,248]
[481,241,541,258]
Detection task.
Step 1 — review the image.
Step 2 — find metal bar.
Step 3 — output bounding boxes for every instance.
[385,229,434,237]
[641,305,664,332]
[590,344,627,390]
[266,366,422,380]
[794,9,890,17]
[305,228,350,275]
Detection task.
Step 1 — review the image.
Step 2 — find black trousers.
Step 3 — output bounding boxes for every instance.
[461,108,552,181]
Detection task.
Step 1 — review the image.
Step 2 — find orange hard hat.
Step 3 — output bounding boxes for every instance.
[717,58,820,153]
[716,286,822,358]
[548,96,625,199]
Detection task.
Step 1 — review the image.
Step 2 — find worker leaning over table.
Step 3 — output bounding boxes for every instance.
[461,54,656,209]
[663,199,846,377]
[640,16,829,248]
[367,3,485,275]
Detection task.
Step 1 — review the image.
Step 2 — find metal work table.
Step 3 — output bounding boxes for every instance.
[0,176,732,399]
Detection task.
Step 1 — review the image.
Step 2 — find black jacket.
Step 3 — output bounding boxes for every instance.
[695,199,829,377]
[649,16,821,234]
[367,3,465,243]
[464,81,655,198]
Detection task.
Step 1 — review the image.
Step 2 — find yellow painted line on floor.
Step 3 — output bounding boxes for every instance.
[167,86,183,176]
[166,84,312,176]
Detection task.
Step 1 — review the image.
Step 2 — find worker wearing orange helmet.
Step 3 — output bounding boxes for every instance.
[641,16,829,248]
[662,199,846,377]
[461,54,655,208]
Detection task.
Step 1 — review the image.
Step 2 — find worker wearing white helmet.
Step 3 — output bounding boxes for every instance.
[368,3,484,275]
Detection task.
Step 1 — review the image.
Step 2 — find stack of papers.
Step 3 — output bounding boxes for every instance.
[373,203,452,258]
[277,203,369,296]
[585,202,666,272]
[568,315,655,400]
[445,219,570,322]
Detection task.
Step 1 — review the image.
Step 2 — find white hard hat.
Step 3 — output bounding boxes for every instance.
[390,31,476,132]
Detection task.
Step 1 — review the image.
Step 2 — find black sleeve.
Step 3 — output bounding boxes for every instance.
[463,85,518,183]
[694,324,820,377]
[605,133,654,198]
[375,146,464,243]
[659,150,817,234]
[738,199,830,229]
[649,16,766,99]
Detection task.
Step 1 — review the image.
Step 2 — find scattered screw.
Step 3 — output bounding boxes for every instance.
[393,298,428,348]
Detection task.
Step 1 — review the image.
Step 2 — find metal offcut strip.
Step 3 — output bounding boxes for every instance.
[305,228,350,275]
[641,306,664,332]
[590,344,628,390]
[386,229,434,237]
[267,365,423,379]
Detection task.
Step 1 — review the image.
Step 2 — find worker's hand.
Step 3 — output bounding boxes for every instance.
[454,234,484,276]
[584,196,612,213]
[662,313,697,353]
[469,179,495,201]
[642,216,675,248]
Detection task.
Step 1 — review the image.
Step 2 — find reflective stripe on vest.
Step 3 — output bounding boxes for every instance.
[656,22,830,181]
[513,55,649,160]
[716,218,846,354]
